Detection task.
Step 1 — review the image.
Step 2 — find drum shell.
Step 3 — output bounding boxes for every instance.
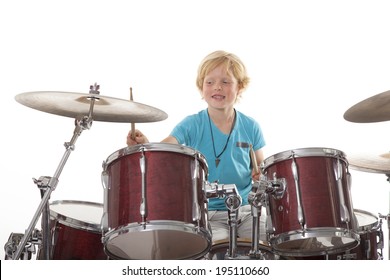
[104,145,208,228]
[287,209,382,260]
[349,209,381,260]
[102,143,211,259]
[39,200,106,260]
[263,147,358,255]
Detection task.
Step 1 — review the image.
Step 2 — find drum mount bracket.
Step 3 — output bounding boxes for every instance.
[33,176,58,192]
[4,229,42,260]
[251,174,286,203]
[205,182,242,211]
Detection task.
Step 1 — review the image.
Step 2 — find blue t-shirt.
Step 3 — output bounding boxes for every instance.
[171,109,266,210]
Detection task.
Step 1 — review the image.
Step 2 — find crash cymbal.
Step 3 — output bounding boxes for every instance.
[348,152,390,174]
[344,89,390,123]
[15,91,168,123]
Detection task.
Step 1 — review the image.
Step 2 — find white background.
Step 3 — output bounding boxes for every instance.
[1,0,389,268]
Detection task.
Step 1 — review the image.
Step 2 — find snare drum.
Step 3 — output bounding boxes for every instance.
[41,200,106,260]
[101,143,211,260]
[262,147,359,257]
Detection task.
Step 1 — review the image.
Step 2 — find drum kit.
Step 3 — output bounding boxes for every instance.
[3,84,390,260]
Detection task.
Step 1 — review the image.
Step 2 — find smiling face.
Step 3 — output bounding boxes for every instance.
[202,65,241,111]
[196,51,250,113]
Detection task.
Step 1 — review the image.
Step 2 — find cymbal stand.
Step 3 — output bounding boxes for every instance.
[11,84,99,260]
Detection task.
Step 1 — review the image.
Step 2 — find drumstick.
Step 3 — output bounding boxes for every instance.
[250,144,259,174]
[130,87,136,139]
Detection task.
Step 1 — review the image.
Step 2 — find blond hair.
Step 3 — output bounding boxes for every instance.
[196,50,250,94]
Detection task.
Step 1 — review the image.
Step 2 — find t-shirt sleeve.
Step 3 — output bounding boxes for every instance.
[170,116,195,146]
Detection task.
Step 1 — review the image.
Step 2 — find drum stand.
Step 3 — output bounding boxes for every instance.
[248,176,286,259]
[249,205,263,259]
[225,195,242,259]
[205,182,242,259]
[248,179,269,259]
[5,84,100,260]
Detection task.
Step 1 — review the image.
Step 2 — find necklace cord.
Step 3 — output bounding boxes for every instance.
[207,109,236,166]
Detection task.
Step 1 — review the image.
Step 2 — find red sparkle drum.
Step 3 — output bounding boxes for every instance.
[204,238,282,260]
[262,147,359,257]
[42,200,106,260]
[287,209,383,260]
[341,209,383,260]
[101,143,211,260]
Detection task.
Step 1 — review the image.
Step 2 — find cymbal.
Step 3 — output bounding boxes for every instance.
[344,89,390,123]
[348,152,390,174]
[15,91,168,123]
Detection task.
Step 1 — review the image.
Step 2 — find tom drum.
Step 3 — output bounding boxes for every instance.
[262,147,359,257]
[41,200,106,260]
[101,143,211,260]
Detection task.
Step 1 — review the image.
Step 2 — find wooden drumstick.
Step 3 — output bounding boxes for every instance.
[250,144,259,174]
[130,87,136,140]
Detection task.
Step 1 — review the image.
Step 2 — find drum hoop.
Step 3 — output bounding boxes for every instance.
[271,227,360,247]
[354,209,378,232]
[211,238,272,249]
[262,147,347,169]
[103,220,211,239]
[49,200,103,232]
[271,227,360,257]
[103,220,212,260]
[103,143,209,173]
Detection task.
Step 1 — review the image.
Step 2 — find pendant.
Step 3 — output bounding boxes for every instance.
[215,158,220,168]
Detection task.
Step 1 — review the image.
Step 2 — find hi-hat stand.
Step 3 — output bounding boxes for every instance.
[6,84,100,260]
